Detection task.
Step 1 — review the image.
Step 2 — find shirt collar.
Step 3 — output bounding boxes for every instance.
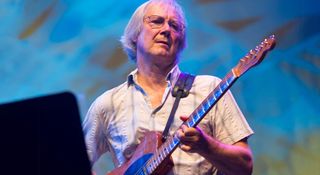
[127,65,181,87]
[127,69,138,86]
[166,65,181,86]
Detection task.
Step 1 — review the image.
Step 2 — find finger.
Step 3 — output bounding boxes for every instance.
[180,115,189,122]
[179,144,192,152]
[180,128,202,143]
[184,127,199,137]
[180,124,189,132]
[176,129,184,139]
[180,136,198,142]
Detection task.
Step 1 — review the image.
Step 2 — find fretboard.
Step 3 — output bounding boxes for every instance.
[144,70,238,174]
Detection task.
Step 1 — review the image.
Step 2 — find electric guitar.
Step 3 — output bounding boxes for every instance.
[108,35,276,175]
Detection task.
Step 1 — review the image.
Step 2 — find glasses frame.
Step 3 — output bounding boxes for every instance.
[143,15,185,33]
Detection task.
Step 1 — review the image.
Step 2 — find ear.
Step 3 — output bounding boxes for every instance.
[131,39,137,48]
[132,34,139,44]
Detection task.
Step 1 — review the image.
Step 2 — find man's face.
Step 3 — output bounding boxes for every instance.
[136,3,184,64]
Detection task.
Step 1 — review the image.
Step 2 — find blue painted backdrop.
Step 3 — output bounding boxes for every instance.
[0,0,319,174]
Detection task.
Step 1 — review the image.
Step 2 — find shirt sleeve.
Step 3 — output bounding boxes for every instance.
[82,97,109,166]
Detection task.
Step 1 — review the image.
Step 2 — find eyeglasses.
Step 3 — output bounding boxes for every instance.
[143,15,184,33]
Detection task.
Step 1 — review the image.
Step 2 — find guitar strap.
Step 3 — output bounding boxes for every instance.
[161,72,195,142]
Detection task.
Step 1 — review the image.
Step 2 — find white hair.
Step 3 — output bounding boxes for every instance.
[120,0,187,62]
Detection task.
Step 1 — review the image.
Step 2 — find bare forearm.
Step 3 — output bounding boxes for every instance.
[177,123,253,175]
[198,133,253,175]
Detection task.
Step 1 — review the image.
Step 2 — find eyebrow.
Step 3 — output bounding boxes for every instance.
[146,15,181,21]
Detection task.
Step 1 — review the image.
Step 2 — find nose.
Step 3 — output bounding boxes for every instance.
[160,22,171,36]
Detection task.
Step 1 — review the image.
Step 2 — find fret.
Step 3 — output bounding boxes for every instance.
[197,112,202,120]
[171,137,178,148]
[219,85,223,93]
[146,164,151,174]
[192,116,196,126]
[158,144,170,163]
[201,106,206,114]
[161,145,168,158]
[151,157,156,170]
[225,77,230,86]
[163,138,171,153]
[214,89,221,98]
[189,115,199,127]
[220,81,228,91]
[147,159,154,173]
[187,119,193,127]
[168,137,175,151]
[163,142,170,155]
[172,135,180,146]
[149,158,155,170]
[208,96,215,106]
[159,150,164,161]
[203,99,210,110]
[147,161,153,173]
[158,150,163,162]
[195,113,201,121]
[169,135,180,150]
[161,149,165,160]
[168,139,173,150]
[155,154,160,167]
[225,79,231,87]
[142,166,149,175]
[197,107,205,117]
[213,95,216,100]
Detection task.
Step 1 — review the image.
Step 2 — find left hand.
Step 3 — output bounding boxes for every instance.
[176,116,208,153]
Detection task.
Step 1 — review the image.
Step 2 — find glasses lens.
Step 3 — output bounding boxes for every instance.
[169,20,182,32]
[145,15,183,32]
[148,16,164,27]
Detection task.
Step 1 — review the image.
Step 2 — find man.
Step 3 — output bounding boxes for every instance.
[83,0,254,174]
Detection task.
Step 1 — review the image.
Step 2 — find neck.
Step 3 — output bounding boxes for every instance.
[136,55,177,89]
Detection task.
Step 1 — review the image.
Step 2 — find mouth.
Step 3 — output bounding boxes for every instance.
[155,40,170,48]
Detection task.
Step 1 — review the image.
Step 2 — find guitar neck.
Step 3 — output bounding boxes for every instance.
[144,70,238,174]
[108,35,275,175]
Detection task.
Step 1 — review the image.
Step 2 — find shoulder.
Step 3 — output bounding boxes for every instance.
[89,81,129,113]
[194,74,221,82]
[193,74,221,88]
[182,74,222,98]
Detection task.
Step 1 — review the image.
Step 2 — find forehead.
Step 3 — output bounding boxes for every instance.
[144,2,181,19]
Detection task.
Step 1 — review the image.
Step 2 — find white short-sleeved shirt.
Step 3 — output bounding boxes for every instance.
[82,66,254,175]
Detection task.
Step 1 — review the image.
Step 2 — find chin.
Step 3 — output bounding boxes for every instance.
[156,53,172,59]
[150,50,169,57]
[149,47,177,59]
